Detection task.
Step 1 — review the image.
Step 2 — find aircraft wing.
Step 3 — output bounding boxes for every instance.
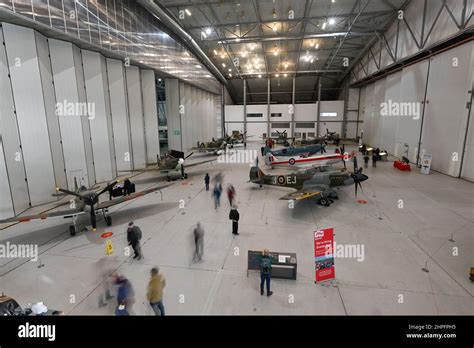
[0,208,85,224]
[185,159,216,168]
[117,167,159,173]
[96,183,174,210]
[278,185,329,201]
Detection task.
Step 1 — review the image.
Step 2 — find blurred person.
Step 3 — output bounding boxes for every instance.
[372,151,377,168]
[229,205,240,235]
[96,257,116,308]
[227,184,236,207]
[114,276,133,315]
[259,249,273,297]
[147,267,166,316]
[193,222,205,263]
[204,173,210,191]
[363,152,370,168]
[127,222,143,260]
[213,183,222,210]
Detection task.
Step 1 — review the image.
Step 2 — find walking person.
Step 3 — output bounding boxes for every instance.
[114,276,133,315]
[193,222,205,263]
[259,249,273,297]
[363,151,370,168]
[213,183,222,210]
[147,267,166,316]
[227,184,236,207]
[204,173,210,191]
[229,205,240,235]
[127,222,143,260]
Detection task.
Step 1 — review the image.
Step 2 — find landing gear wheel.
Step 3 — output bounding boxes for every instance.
[105,216,112,226]
[167,175,171,182]
[319,198,330,207]
[69,225,76,236]
[184,173,188,179]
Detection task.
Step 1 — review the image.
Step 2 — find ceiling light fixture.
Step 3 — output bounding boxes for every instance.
[275,73,279,77]
[272,22,278,32]
[258,74,262,78]
[272,8,277,18]
[185,9,191,16]
[284,73,287,77]
[205,27,212,35]
[250,43,255,51]
[222,63,226,67]
[328,18,336,25]
[213,49,218,55]
[322,21,327,30]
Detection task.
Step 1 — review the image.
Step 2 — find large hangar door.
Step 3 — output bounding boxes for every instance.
[0,141,14,219]
[421,43,473,177]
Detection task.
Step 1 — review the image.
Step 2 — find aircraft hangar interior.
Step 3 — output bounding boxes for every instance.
[0,0,473,343]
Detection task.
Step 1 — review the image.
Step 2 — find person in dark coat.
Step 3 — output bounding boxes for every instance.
[229,205,240,235]
[372,152,377,168]
[204,173,210,191]
[127,222,142,260]
[123,178,132,196]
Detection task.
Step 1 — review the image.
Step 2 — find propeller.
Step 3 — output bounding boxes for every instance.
[350,155,368,198]
[184,152,194,160]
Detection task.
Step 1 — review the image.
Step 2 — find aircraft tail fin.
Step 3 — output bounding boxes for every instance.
[249,159,265,183]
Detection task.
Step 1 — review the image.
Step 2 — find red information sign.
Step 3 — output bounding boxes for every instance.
[314,228,335,283]
[101,232,113,239]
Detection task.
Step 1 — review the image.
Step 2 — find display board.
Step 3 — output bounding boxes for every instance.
[247,250,297,280]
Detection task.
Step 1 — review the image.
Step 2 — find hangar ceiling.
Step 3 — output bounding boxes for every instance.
[154,0,410,103]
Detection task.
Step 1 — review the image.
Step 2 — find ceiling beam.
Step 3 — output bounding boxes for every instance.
[204,31,377,44]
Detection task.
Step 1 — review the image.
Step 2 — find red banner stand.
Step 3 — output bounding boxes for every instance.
[314,228,335,283]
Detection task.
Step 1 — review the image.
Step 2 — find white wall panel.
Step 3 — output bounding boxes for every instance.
[82,50,114,182]
[101,56,117,178]
[246,122,267,139]
[177,82,186,151]
[192,87,199,145]
[362,83,375,145]
[107,58,132,171]
[372,78,387,148]
[35,32,67,189]
[461,42,474,181]
[49,39,90,189]
[3,23,56,205]
[73,45,95,185]
[140,69,160,163]
[270,104,291,121]
[0,141,14,219]
[125,66,146,169]
[421,43,473,176]
[382,71,402,154]
[225,105,244,122]
[0,25,29,215]
[294,104,317,121]
[395,60,428,160]
[184,83,193,150]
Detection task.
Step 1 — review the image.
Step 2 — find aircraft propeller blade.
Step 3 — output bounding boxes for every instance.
[184,152,194,160]
[90,208,97,229]
[56,188,83,199]
[96,180,119,197]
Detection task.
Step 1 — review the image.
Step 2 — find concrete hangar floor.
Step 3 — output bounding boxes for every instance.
[0,141,472,315]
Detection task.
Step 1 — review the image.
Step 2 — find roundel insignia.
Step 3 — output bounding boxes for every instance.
[288,158,296,165]
[277,176,286,185]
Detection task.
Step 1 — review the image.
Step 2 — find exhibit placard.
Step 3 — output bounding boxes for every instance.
[314,228,335,283]
[420,154,432,174]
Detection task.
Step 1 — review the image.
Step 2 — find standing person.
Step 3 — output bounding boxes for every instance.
[147,267,166,316]
[363,152,370,168]
[372,151,377,168]
[259,249,273,297]
[107,182,114,200]
[204,173,210,191]
[227,184,236,207]
[123,178,132,196]
[193,222,205,263]
[127,222,142,260]
[229,205,240,235]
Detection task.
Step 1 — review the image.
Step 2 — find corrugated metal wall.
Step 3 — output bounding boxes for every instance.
[0,22,161,218]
